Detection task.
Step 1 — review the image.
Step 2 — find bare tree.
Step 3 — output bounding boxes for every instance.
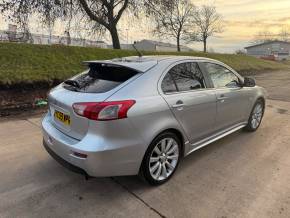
[279,26,290,42]
[63,10,107,44]
[191,5,223,53]
[235,49,246,55]
[0,0,136,49]
[253,29,276,44]
[252,26,290,45]
[144,0,196,52]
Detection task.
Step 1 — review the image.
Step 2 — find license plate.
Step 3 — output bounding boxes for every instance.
[54,110,71,125]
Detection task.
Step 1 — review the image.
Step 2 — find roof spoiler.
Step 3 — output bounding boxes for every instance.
[83,60,111,66]
[82,61,143,73]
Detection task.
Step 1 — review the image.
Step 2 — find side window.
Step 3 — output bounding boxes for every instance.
[204,63,240,88]
[161,73,177,93]
[162,62,205,93]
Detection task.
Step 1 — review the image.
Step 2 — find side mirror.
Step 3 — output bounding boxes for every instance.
[243,77,256,87]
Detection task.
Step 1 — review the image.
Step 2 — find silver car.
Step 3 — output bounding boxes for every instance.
[42,56,266,185]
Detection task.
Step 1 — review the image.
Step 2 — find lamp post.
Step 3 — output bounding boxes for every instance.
[126,28,129,49]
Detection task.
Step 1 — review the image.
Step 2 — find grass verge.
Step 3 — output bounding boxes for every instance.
[0,42,289,86]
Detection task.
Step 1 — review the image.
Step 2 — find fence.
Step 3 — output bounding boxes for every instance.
[0,30,107,48]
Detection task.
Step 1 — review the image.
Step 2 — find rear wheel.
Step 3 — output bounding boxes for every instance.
[244,99,265,132]
[141,132,181,185]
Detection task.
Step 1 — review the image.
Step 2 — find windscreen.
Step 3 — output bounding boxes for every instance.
[63,63,139,93]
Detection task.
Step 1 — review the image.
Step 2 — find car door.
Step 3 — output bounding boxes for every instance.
[202,62,249,131]
[160,61,217,144]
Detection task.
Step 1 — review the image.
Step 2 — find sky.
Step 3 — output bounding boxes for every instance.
[1,0,290,53]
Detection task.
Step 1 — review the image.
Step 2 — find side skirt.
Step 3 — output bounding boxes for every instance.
[185,123,247,156]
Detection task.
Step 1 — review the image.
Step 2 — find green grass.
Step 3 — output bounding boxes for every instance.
[0,42,289,85]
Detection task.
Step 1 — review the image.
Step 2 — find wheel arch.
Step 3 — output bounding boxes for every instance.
[257,96,266,107]
[162,128,185,156]
[254,96,266,113]
[142,127,186,162]
[247,95,266,119]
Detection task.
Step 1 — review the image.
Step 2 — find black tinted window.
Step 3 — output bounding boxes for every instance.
[168,62,205,92]
[204,63,240,88]
[63,63,138,93]
[161,73,177,93]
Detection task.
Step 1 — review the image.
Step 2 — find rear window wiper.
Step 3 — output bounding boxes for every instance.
[64,79,81,89]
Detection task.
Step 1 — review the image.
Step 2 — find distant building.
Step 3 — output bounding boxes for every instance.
[0,30,8,41]
[245,41,290,61]
[109,39,193,52]
[134,39,193,52]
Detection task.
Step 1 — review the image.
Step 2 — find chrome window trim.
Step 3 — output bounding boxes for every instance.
[162,88,214,95]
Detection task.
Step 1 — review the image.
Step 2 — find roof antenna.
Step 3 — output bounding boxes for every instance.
[132,41,143,58]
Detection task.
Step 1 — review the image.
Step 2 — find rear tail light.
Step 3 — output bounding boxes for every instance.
[72,100,135,121]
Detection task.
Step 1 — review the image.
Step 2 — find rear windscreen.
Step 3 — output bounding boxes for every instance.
[63,63,139,93]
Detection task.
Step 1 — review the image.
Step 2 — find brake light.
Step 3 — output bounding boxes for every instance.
[72,100,135,121]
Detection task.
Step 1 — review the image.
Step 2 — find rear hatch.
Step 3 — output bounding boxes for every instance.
[48,62,141,140]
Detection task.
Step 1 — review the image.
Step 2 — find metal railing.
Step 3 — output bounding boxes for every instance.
[0,30,107,48]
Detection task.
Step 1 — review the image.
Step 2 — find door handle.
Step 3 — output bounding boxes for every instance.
[217,94,228,101]
[172,100,185,108]
[172,103,185,108]
[217,96,228,103]
[217,96,228,100]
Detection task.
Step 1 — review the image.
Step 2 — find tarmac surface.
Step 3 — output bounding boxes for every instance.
[1,71,290,218]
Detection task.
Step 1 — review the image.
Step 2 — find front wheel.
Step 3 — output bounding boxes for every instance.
[244,99,265,132]
[140,132,181,185]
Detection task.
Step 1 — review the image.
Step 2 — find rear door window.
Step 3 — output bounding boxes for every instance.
[63,63,139,93]
[161,73,178,93]
[161,62,205,93]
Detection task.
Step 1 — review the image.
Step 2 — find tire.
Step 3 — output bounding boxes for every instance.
[140,132,182,186]
[244,99,265,132]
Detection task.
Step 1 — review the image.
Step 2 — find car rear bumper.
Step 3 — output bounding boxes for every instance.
[42,113,145,177]
[43,139,89,177]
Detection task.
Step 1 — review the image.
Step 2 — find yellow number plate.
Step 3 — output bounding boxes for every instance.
[54,110,71,125]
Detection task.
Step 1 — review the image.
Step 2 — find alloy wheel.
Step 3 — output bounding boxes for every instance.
[149,138,179,181]
[251,103,263,129]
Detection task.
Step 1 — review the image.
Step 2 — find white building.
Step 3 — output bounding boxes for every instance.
[245,41,290,61]
[134,40,193,52]
[108,39,193,52]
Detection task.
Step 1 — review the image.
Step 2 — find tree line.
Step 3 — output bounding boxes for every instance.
[253,27,290,44]
[0,0,224,52]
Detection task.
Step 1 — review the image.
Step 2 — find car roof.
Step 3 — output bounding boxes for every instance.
[84,55,221,73]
